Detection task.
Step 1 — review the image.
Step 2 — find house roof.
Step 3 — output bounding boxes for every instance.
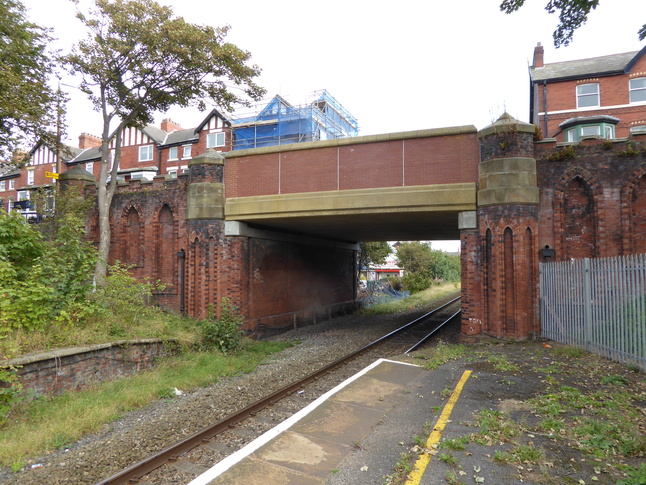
[163,128,199,147]
[142,125,167,144]
[530,46,646,83]
[194,108,231,134]
[0,167,21,180]
[69,146,102,164]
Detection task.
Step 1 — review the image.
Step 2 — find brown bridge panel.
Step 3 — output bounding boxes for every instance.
[224,126,480,198]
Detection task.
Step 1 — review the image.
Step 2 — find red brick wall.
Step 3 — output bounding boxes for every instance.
[535,133,646,259]
[5,340,172,397]
[537,54,646,139]
[224,132,480,198]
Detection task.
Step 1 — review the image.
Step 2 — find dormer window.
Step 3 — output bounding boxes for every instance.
[629,78,646,103]
[576,83,599,108]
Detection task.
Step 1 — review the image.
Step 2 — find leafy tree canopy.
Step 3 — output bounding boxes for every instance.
[0,0,59,162]
[500,0,646,47]
[359,241,392,269]
[64,0,265,135]
[62,0,266,282]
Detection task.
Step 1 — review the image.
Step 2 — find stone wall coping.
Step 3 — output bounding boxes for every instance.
[224,125,477,158]
[3,339,175,367]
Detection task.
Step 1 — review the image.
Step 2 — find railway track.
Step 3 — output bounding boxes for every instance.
[98,297,461,484]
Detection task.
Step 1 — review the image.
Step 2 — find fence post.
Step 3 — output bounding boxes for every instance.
[583,258,592,352]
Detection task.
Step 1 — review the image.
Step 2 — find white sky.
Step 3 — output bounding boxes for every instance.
[20,0,646,251]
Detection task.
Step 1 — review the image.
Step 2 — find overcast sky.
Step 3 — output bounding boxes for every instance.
[22,0,646,141]
[19,0,646,251]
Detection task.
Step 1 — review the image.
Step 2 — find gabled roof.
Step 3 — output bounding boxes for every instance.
[142,125,167,144]
[194,108,231,134]
[28,140,82,162]
[69,146,102,164]
[163,128,199,147]
[531,45,646,83]
[0,167,21,180]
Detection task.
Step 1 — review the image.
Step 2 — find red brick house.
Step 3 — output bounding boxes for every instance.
[530,43,646,142]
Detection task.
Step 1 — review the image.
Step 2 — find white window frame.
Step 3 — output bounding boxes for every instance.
[8,180,14,190]
[139,144,154,162]
[629,77,646,103]
[27,170,34,186]
[168,147,178,161]
[0,181,5,191]
[206,132,225,148]
[576,83,600,109]
[85,162,94,174]
[17,190,29,201]
[182,145,192,159]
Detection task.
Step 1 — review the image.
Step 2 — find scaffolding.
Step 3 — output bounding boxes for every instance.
[229,90,359,150]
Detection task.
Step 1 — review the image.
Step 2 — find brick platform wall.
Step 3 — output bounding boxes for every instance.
[4,340,174,397]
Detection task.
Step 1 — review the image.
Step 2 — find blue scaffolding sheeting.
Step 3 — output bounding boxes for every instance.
[231,91,358,150]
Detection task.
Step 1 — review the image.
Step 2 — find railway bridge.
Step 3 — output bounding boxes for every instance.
[66,114,646,340]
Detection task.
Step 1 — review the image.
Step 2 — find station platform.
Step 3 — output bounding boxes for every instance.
[187,352,496,485]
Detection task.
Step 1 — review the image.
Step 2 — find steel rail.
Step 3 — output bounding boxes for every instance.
[405,309,461,354]
[97,296,461,484]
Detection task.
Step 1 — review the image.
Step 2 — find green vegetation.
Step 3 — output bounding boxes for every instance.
[0,339,290,467]
[359,282,460,316]
[198,298,244,353]
[422,341,466,371]
[395,242,460,293]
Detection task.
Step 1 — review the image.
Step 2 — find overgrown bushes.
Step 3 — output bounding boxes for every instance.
[198,298,243,353]
[395,242,461,293]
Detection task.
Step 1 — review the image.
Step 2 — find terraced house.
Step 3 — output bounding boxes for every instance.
[530,43,646,141]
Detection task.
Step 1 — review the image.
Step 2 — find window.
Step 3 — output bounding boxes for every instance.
[27,170,34,186]
[17,190,29,201]
[8,180,14,190]
[0,181,4,191]
[206,132,225,148]
[139,145,154,162]
[85,162,94,174]
[168,147,178,160]
[630,125,646,134]
[577,83,599,108]
[182,145,192,158]
[168,170,178,178]
[630,78,646,103]
[566,123,614,142]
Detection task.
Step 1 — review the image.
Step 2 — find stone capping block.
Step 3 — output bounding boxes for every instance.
[188,148,225,166]
[186,181,225,220]
[478,113,536,138]
[458,211,477,230]
[4,338,171,367]
[478,186,540,206]
[224,125,477,158]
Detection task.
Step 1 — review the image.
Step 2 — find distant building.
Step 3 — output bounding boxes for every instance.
[0,91,357,217]
[529,43,646,142]
[230,91,358,150]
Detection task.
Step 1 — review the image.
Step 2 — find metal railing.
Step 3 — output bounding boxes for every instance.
[540,254,646,371]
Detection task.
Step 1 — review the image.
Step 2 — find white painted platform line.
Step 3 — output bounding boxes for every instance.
[187,358,419,485]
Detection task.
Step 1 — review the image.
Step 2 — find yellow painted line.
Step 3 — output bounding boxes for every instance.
[404,370,472,485]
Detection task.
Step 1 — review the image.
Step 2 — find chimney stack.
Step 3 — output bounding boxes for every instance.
[533,42,544,68]
[78,133,102,149]
[161,118,183,132]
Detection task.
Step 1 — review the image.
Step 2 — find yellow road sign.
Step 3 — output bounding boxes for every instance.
[45,171,59,179]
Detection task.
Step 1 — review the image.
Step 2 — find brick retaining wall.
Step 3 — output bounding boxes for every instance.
[3,339,176,397]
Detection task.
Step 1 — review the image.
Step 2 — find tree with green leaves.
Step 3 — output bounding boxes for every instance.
[359,241,392,270]
[0,0,61,163]
[63,0,265,283]
[500,0,646,47]
[396,241,460,293]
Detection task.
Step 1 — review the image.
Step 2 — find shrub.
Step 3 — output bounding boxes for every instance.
[90,263,166,324]
[198,298,243,353]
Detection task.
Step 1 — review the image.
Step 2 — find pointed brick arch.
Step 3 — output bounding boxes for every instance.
[120,204,144,268]
[553,167,604,260]
[621,166,646,254]
[155,203,178,291]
